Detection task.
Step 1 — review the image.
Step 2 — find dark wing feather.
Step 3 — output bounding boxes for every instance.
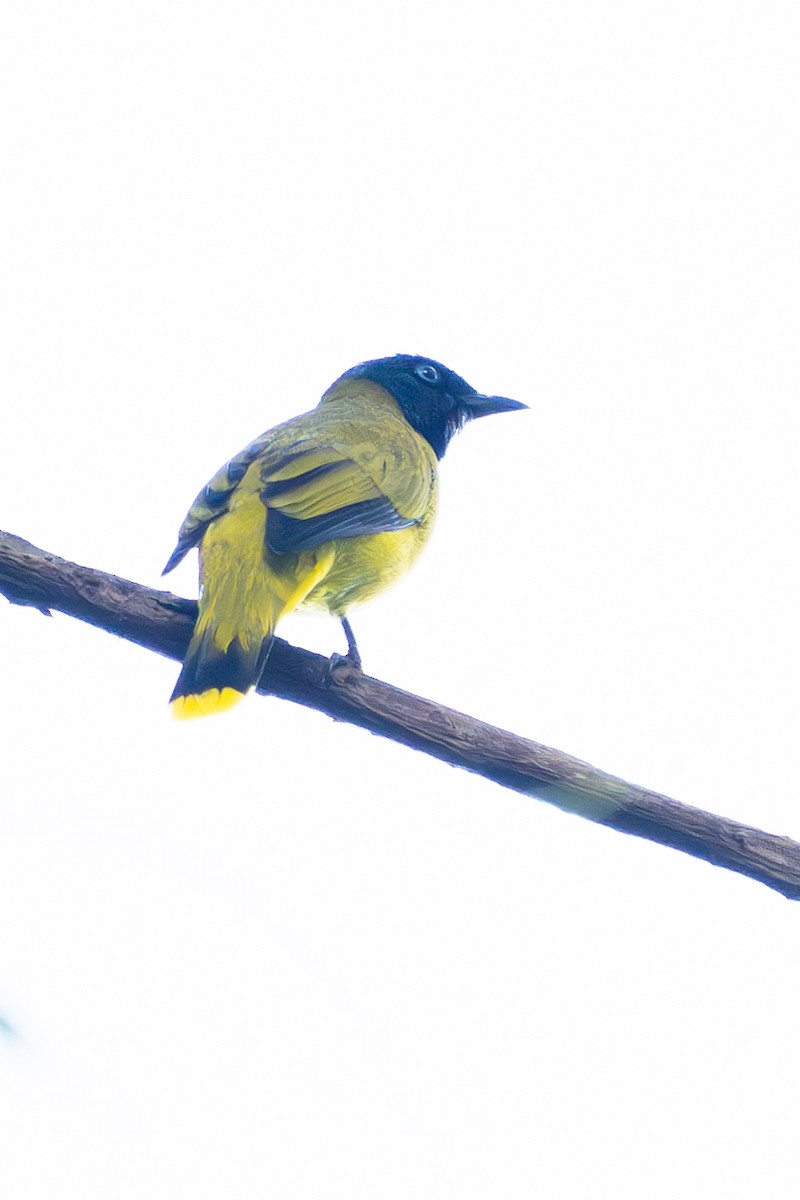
[266,495,417,554]
[162,439,268,574]
[260,452,420,554]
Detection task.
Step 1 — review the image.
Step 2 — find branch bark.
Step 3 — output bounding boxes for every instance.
[2,528,799,900]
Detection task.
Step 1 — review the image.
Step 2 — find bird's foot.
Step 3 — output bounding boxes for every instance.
[324,649,362,686]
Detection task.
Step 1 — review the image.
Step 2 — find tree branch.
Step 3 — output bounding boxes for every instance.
[2,528,799,900]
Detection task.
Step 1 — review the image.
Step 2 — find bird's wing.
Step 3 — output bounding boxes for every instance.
[259,435,434,555]
[163,413,436,570]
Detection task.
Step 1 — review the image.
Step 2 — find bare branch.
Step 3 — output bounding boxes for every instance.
[2,528,799,899]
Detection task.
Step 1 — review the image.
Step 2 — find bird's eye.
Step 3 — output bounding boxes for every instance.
[415,364,439,385]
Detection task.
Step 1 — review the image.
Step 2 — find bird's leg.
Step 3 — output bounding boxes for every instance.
[340,617,362,668]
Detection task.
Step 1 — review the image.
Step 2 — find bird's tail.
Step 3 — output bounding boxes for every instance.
[170,504,282,719]
[170,622,275,719]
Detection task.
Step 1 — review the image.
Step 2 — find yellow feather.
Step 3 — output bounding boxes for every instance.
[171,687,244,720]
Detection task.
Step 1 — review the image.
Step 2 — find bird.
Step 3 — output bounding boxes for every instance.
[163,354,526,718]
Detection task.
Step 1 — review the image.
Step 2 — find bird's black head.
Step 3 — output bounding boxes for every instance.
[338,354,526,459]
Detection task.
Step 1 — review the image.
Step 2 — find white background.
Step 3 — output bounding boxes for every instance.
[1,2,798,1197]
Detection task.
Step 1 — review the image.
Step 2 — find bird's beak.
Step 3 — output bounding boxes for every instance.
[462,393,528,419]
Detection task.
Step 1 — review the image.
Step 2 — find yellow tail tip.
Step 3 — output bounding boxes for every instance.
[171,687,247,720]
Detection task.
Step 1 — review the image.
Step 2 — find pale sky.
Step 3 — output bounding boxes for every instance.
[1,3,799,1197]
